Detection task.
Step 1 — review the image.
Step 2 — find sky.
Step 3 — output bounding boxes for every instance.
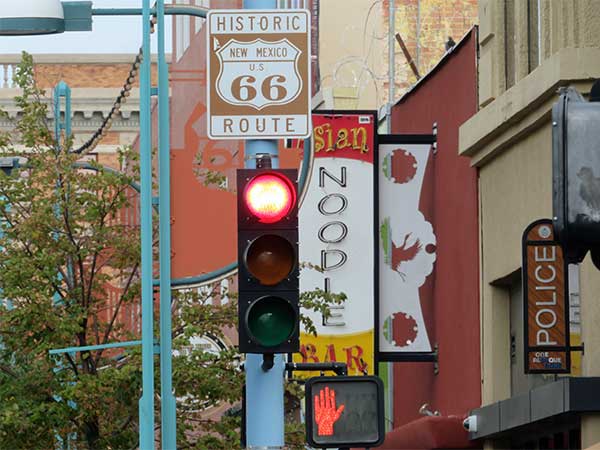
[2,0,172,54]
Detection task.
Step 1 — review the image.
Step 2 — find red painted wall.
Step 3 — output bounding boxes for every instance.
[389,28,480,429]
[168,1,303,280]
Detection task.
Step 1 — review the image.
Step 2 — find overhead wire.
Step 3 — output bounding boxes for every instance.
[326,0,476,107]
[72,12,158,154]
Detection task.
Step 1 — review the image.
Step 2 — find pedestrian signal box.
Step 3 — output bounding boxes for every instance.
[305,376,384,448]
[553,85,600,266]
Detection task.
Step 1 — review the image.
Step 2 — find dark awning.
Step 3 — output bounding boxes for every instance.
[468,377,600,440]
[375,415,477,450]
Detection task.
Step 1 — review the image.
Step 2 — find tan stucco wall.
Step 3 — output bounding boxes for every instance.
[462,57,600,406]
[461,2,600,444]
[580,257,600,447]
[479,124,552,282]
[460,48,600,166]
[479,0,600,108]
[477,120,552,404]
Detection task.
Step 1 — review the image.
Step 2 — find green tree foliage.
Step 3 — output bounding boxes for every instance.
[0,53,143,449]
[0,53,345,450]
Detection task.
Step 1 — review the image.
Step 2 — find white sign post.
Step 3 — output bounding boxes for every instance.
[207,10,311,140]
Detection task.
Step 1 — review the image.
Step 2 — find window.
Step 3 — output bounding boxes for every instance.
[509,274,552,397]
[527,0,541,72]
[504,0,541,90]
[278,0,307,7]
[174,0,210,63]
[508,263,581,396]
[504,0,516,89]
[568,264,582,376]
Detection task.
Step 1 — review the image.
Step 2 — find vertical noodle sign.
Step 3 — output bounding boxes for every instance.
[295,112,377,376]
[523,219,570,373]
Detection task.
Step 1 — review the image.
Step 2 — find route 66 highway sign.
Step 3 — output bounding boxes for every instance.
[207,9,311,140]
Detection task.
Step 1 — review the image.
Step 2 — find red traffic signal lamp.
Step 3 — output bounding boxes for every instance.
[305,376,385,448]
[237,168,299,354]
[244,173,296,223]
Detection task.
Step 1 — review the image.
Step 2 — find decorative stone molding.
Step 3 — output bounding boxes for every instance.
[0,54,169,65]
[459,47,600,167]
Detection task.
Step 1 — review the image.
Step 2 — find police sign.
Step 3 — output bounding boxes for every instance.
[305,376,385,448]
[207,10,311,140]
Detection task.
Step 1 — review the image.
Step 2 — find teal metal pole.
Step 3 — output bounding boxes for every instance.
[139,0,155,448]
[157,0,177,448]
[242,3,285,449]
[52,80,75,450]
[91,6,207,18]
[53,81,71,146]
[49,340,143,355]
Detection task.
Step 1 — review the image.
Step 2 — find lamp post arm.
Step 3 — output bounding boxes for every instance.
[90,5,208,18]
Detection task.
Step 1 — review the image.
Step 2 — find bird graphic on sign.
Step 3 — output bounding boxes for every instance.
[392,233,422,273]
[577,166,600,214]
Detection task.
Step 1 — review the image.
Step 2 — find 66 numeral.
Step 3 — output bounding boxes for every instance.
[231,75,288,102]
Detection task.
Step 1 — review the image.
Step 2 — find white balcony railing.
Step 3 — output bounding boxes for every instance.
[1,63,15,89]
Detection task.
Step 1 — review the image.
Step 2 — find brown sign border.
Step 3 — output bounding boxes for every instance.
[206,9,312,140]
[522,218,571,374]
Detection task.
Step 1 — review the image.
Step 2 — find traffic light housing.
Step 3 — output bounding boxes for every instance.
[553,85,600,267]
[237,168,299,354]
[305,376,384,449]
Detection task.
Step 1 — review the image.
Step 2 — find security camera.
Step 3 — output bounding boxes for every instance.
[462,415,478,432]
[418,403,440,416]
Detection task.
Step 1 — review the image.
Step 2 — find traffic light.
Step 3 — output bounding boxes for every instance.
[237,167,299,354]
[553,84,600,267]
[305,376,385,448]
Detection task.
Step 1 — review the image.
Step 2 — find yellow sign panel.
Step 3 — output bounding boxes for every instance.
[293,330,374,377]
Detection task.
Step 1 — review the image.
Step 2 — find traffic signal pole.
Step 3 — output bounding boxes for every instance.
[244,144,286,449]
[243,2,285,448]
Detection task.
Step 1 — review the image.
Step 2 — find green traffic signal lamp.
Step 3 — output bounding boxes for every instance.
[246,295,297,348]
[237,168,299,355]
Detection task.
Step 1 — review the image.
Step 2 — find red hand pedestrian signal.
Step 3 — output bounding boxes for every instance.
[314,386,345,436]
[306,376,384,448]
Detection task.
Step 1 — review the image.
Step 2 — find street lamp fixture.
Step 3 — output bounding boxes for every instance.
[0,0,65,35]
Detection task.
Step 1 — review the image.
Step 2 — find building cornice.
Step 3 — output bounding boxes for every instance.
[0,88,141,117]
[0,54,170,64]
[0,88,141,132]
[459,47,600,167]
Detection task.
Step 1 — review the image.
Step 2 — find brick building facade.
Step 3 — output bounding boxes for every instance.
[1,54,161,170]
[0,53,164,344]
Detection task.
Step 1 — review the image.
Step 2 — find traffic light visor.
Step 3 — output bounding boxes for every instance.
[244,173,295,223]
[245,234,296,285]
[247,296,296,347]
